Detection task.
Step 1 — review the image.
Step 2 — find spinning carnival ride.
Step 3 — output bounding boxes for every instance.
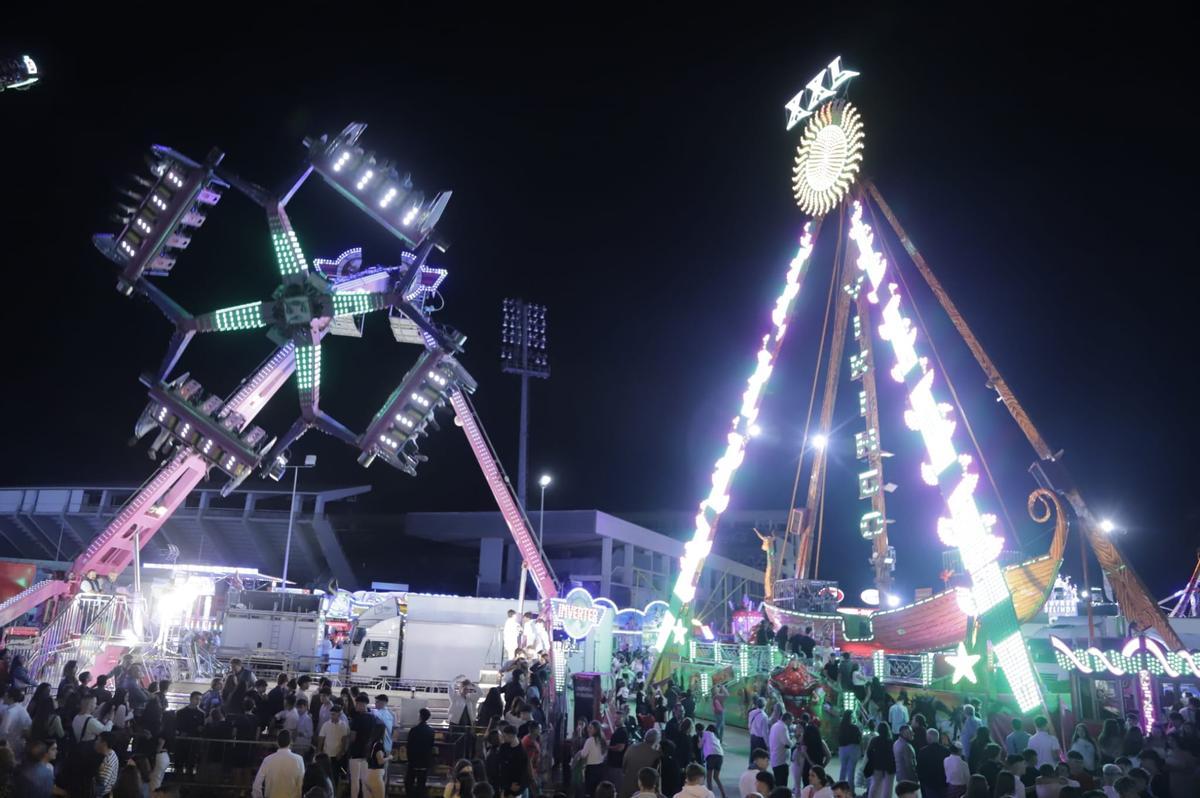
[0,123,559,678]
[653,57,1179,714]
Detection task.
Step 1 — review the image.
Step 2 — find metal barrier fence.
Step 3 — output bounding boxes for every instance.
[169,726,472,795]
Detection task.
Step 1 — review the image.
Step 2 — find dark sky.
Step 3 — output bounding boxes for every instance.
[2,13,1197,604]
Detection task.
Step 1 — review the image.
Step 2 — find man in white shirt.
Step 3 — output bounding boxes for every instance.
[960,704,981,747]
[768,713,793,789]
[889,695,910,735]
[747,699,768,764]
[944,743,970,798]
[318,702,351,792]
[253,730,305,798]
[738,749,771,798]
[0,687,32,760]
[1027,715,1061,769]
[503,610,522,660]
[522,612,542,654]
[72,696,111,743]
[275,696,300,735]
[293,699,314,756]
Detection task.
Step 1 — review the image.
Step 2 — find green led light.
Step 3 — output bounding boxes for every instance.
[332,291,380,317]
[859,390,868,417]
[860,511,884,539]
[858,469,880,498]
[271,229,308,277]
[850,352,869,379]
[295,344,321,393]
[214,302,265,331]
[855,428,879,459]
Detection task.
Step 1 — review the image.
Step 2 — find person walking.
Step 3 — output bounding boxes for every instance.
[407,708,436,798]
[864,721,895,798]
[768,710,793,789]
[916,728,949,798]
[711,684,729,741]
[700,724,727,798]
[347,694,378,798]
[365,723,390,798]
[575,720,608,798]
[747,698,769,764]
[620,728,662,798]
[252,730,305,798]
[836,710,863,786]
[893,724,918,787]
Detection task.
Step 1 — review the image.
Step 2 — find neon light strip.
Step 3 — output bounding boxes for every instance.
[1051,634,1200,677]
[657,224,817,650]
[1139,670,1155,733]
[848,201,1043,712]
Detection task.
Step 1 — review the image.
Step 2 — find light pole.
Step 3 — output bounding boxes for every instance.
[281,454,318,590]
[538,474,552,548]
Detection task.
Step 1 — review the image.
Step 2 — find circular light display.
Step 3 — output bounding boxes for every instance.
[792,100,864,217]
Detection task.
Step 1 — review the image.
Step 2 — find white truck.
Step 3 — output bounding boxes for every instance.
[348,593,515,684]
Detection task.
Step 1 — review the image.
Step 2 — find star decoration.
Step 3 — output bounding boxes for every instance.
[670,619,689,645]
[946,641,981,684]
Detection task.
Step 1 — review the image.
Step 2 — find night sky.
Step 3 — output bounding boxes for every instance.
[2,14,1197,604]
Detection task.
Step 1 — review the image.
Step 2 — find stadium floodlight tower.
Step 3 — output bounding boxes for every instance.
[1,54,39,91]
[501,298,550,506]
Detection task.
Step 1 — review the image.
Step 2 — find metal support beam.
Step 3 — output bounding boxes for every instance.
[10,515,59,559]
[59,515,90,552]
[0,519,34,559]
[601,537,613,599]
[309,517,356,589]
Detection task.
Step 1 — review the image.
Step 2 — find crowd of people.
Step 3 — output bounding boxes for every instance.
[738,681,1200,798]
[0,648,412,798]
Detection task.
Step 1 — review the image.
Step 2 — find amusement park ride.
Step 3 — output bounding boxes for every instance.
[0,121,559,675]
[652,57,1181,714]
[0,57,1183,721]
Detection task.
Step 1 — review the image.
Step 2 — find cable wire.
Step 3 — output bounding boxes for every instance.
[785,205,845,558]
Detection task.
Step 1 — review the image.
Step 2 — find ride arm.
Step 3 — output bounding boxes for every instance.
[451,391,558,601]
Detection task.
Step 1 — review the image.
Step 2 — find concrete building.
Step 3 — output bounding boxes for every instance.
[0,485,770,632]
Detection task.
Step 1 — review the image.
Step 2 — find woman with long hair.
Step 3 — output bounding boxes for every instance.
[968,725,993,773]
[837,710,862,786]
[57,660,79,698]
[799,764,833,798]
[477,687,504,730]
[30,689,64,743]
[865,721,895,798]
[365,722,389,798]
[443,758,475,798]
[303,752,336,798]
[9,655,32,689]
[103,688,132,729]
[28,683,53,716]
[574,720,608,798]
[1097,719,1123,764]
[1069,723,1097,772]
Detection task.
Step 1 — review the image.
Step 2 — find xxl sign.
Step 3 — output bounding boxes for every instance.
[784,56,859,131]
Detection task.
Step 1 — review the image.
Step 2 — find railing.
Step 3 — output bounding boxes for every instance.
[26,593,145,685]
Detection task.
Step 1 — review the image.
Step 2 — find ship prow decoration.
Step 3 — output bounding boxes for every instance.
[763,488,1069,654]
